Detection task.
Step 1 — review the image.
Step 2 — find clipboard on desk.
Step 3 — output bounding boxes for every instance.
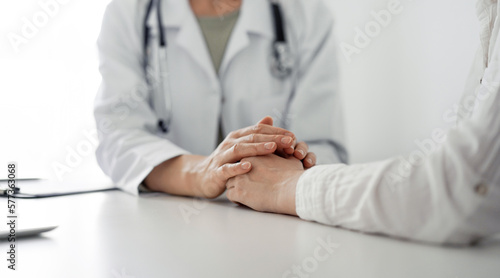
[0,178,118,199]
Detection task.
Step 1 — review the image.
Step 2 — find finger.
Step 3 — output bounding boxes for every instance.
[283,138,298,155]
[239,134,294,149]
[293,141,309,160]
[221,142,277,163]
[258,116,274,126]
[274,149,293,159]
[283,146,295,155]
[228,124,296,141]
[303,152,317,169]
[216,161,252,183]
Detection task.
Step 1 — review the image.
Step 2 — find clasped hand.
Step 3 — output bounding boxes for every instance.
[195,116,315,198]
[145,116,313,203]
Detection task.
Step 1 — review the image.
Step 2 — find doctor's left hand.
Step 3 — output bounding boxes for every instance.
[144,117,304,199]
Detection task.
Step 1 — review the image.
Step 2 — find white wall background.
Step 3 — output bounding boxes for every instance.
[0,0,479,180]
[327,0,478,162]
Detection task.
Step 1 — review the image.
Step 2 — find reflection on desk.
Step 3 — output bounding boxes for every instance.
[1,191,499,278]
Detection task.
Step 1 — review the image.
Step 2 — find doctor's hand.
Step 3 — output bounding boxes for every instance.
[226,154,304,216]
[258,117,316,169]
[144,117,299,199]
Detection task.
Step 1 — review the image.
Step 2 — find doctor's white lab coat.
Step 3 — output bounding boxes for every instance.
[94,0,346,194]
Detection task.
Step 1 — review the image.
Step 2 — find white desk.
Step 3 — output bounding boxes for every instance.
[1,191,500,278]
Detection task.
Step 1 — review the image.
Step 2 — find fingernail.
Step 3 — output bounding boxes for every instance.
[281,137,292,144]
[265,142,275,150]
[307,158,313,165]
[298,150,305,157]
[285,132,294,138]
[241,162,251,170]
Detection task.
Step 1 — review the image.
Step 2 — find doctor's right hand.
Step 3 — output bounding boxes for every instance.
[144,117,298,199]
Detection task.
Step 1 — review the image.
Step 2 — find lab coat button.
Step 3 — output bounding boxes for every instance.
[474,183,488,196]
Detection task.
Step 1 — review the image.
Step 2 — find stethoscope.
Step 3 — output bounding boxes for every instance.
[143,0,294,134]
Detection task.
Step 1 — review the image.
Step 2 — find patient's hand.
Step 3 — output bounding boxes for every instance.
[226,154,304,216]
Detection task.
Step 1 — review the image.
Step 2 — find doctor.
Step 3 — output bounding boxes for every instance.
[226,0,500,245]
[94,0,347,196]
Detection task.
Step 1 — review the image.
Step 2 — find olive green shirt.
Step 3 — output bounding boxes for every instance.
[197,10,240,145]
[196,10,240,74]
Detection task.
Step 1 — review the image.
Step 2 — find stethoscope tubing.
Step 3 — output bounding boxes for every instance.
[144,0,293,133]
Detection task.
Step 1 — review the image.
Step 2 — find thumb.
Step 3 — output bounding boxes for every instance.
[258,116,274,126]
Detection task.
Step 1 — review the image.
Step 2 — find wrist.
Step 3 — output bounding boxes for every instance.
[144,155,206,197]
[276,170,303,216]
[179,155,207,197]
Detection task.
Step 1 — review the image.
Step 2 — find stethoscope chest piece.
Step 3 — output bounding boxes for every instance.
[144,0,293,133]
[270,41,294,79]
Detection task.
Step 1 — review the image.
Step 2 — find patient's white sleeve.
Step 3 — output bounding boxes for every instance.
[295,8,500,243]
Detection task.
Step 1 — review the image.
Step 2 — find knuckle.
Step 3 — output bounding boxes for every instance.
[247,133,256,142]
[253,124,262,133]
[250,144,260,155]
[214,168,225,180]
[232,143,240,154]
[222,141,230,149]
[220,164,230,175]
[219,165,236,180]
[220,139,229,148]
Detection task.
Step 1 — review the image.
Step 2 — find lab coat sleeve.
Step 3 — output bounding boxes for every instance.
[287,0,347,164]
[295,50,500,245]
[94,0,189,195]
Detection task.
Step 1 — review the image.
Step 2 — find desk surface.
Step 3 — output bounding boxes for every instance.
[1,191,499,278]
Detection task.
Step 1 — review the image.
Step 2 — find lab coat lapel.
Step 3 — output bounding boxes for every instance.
[172,2,218,86]
[219,0,274,77]
[475,0,499,67]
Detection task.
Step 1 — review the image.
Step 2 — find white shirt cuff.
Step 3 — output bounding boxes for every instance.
[295,164,346,222]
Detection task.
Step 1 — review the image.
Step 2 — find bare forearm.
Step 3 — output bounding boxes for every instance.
[144,155,205,197]
[276,172,301,216]
[144,117,308,199]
